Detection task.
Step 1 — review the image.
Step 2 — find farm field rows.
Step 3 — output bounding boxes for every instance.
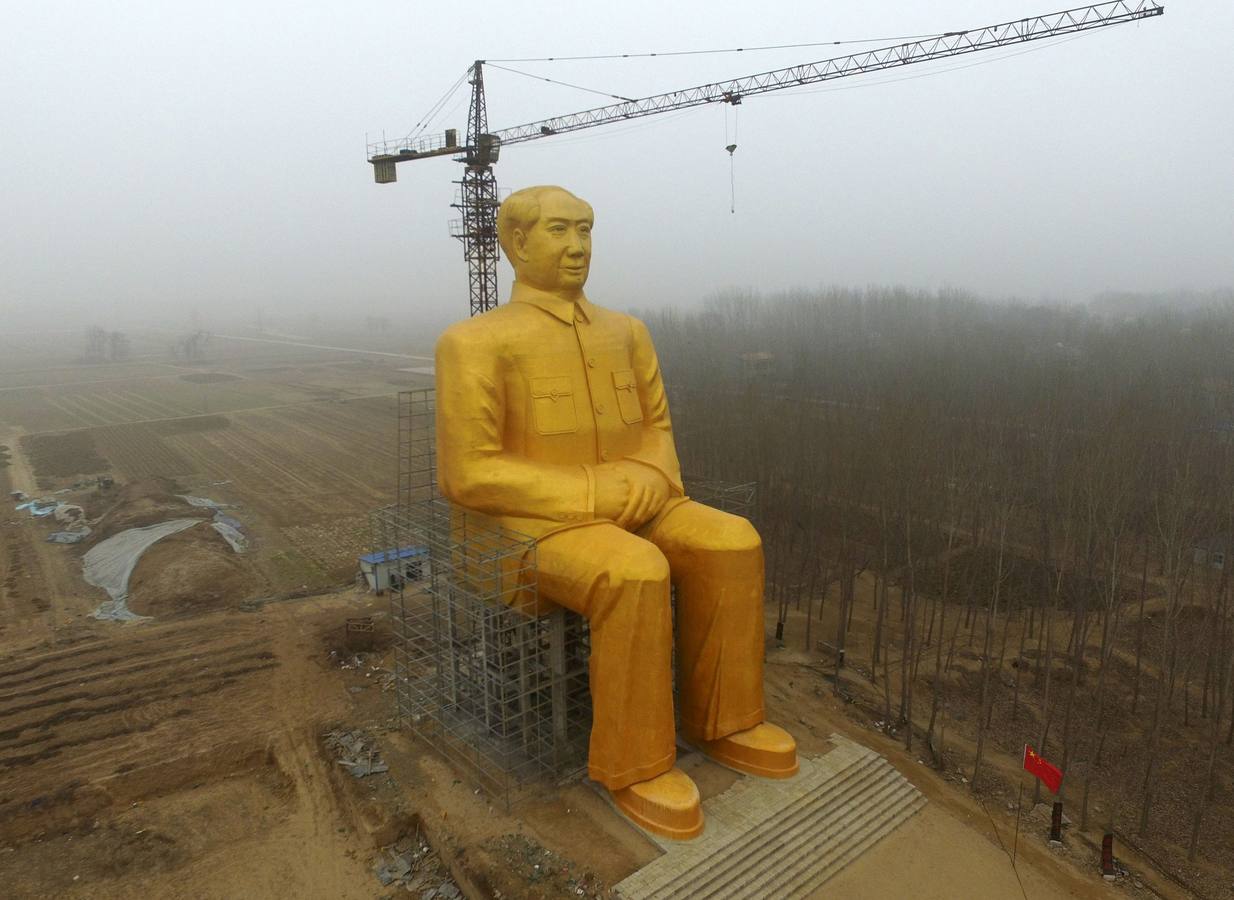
[0,377,322,434]
[0,362,179,389]
[5,341,413,600]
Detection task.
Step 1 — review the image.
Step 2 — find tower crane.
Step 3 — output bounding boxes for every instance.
[369,1,1163,318]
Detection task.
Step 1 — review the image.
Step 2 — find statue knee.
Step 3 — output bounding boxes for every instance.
[693,511,762,554]
[726,516,762,554]
[615,543,671,589]
[589,543,670,627]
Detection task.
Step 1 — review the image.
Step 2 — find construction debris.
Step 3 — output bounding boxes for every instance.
[323,729,389,778]
[372,832,459,895]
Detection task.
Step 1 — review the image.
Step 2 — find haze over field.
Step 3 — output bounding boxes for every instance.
[2,0,1232,332]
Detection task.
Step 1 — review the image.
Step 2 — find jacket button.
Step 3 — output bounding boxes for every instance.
[600,450,610,461]
[587,357,596,368]
[595,404,605,415]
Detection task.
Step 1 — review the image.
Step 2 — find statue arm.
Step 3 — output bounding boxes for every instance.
[623,317,685,495]
[435,327,594,522]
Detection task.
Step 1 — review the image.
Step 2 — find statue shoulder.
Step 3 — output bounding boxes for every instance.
[436,305,517,353]
[436,305,539,376]
[587,301,649,334]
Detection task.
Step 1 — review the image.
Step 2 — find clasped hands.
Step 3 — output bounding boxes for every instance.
[594,460,671,530]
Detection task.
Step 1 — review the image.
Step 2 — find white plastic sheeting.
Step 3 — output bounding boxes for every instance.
[85,519,201,621]
[177,495,231,509]
[176,496,246,553]
[211,520,248,553]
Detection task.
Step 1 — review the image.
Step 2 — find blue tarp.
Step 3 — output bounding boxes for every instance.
[16,500,58,517]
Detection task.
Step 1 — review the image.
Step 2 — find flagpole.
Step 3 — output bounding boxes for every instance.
[1012,779,1024,868]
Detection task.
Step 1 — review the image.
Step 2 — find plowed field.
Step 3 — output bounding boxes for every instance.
[0,597,388,899]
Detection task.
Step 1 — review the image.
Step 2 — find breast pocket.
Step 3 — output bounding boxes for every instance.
[530,376,578,435]
[612,369,643,425]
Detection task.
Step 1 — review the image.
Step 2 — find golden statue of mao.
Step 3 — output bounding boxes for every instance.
[436,185,797,839]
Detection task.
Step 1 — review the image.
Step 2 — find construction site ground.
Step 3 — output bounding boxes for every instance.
[0,332,1192,898]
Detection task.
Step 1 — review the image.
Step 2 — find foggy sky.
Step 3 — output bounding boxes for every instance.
[3,1,1231,332]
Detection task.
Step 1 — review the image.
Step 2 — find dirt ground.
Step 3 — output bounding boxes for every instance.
[0,587,1172,900]
[766,560,1233,899]
[0,338,1197,899]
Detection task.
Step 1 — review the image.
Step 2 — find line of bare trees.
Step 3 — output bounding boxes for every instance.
[84,325,130,362]
[647,287,1234,884]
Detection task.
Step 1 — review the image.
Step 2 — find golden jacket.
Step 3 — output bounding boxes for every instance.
[435,282,685,540]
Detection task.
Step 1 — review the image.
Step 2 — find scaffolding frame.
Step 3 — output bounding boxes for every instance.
[375,390,591,806]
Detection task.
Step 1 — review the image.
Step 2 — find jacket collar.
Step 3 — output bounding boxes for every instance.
[510,281,593,324]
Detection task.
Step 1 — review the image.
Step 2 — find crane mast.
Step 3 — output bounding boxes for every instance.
[452,63,502,318]
[369,1,1163,317]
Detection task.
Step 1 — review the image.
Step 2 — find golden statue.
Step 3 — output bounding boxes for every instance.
[436,185,797,839]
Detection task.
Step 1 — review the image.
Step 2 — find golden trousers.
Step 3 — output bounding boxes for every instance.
[535,500,766,791]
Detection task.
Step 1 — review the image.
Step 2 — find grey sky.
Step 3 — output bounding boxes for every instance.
[3,1,1230,332]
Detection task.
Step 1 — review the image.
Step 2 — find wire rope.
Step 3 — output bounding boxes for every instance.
[486,62,635,102]
[403,68,469,143]
[486,33,950,64]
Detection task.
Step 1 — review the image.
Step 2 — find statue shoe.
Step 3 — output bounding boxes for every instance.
[610,767,704,840]
[691,722,799,779]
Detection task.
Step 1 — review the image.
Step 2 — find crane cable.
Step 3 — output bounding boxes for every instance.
[486,33,949,64]
[485,62,635,102]
[403,68,470,144]
[724,105,739,214]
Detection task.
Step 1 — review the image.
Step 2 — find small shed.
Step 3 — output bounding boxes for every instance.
[1194,533,1230,571]
[360,546,428,593]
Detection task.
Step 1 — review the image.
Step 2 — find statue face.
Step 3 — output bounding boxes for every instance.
[512,191,593,295]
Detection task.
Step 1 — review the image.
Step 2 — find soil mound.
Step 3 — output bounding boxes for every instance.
[128,527,262,617]
[85,477,212,546]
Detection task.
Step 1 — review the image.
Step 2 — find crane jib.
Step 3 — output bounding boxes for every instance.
[369,1,1162,166]
[492,1,1164,146]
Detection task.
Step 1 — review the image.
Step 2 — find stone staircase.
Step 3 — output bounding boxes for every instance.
[614,733,926,899]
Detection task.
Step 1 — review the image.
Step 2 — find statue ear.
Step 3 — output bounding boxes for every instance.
[512,228,530,263]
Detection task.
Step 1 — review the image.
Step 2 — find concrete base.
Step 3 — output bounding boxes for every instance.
[614,733,926,899]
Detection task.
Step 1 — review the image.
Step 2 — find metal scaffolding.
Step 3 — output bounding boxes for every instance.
[374,390,591,805]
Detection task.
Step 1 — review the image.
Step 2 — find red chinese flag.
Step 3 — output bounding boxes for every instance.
[1023,744,1063,794]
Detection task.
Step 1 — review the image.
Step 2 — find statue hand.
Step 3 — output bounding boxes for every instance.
[594,466,631,521]
[613,461,670,530]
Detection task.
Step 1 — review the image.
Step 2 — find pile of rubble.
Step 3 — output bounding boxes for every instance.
[373,833,460,898]
[330,650,397,692]
[323,728,389,778]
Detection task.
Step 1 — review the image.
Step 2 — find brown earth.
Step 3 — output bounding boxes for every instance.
[127,527,263,617]
[83,477,214,546]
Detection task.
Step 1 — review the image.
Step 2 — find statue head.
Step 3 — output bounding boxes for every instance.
[497,186,594,298]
